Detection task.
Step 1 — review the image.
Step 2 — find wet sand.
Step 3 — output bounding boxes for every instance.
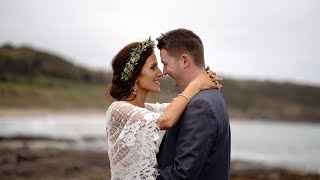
[0,147,110,180]
[1,146,319,180]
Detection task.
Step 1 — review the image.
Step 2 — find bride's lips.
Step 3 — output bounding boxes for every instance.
[154,80,160,85]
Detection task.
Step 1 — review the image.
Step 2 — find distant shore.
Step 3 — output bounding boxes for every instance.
[0,107,106,117]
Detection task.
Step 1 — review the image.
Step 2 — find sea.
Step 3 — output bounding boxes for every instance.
[0,113,319,173]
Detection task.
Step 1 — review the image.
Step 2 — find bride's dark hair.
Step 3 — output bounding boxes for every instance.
[107,42,154,100]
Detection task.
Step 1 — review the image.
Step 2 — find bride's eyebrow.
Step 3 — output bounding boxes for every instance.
[150,63,157,67]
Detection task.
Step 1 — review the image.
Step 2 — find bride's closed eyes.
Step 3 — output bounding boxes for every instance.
[150,63,158,70]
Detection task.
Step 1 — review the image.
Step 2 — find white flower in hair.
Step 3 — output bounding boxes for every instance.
[120,37,155,83]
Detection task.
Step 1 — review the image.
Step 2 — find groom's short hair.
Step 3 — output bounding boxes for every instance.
[157,28,205,68]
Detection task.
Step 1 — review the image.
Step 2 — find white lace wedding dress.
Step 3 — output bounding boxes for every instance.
[106,101,168,180]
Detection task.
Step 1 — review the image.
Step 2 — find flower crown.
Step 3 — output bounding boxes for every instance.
[120,37,155,83]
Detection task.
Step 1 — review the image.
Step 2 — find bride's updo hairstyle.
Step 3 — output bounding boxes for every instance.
[108,42,154,100]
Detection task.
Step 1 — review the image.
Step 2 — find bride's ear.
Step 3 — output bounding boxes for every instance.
[134,80,140,88]
[134,75,140,84]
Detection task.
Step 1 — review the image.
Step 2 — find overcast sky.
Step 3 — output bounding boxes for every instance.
[1,0,319,86]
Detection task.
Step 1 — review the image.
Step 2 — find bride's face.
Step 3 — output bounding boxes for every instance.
[136,53,163,93]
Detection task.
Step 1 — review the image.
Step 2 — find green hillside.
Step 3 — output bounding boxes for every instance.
[0,44,105,83]
[0,44,319,122]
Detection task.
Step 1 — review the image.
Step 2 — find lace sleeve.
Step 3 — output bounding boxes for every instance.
[145,102,170,113]
[106,101,163,180]
[145,102,168,146]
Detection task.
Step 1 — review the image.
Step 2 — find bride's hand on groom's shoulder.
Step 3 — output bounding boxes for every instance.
[205,66,223,90]
[191,67,223,91]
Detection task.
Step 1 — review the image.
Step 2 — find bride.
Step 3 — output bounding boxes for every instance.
[105,37,221,179]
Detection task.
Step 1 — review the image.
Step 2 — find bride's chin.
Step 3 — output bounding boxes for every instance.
[152,88,161,93]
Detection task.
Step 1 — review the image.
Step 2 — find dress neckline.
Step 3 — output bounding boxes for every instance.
[118,101,146,109]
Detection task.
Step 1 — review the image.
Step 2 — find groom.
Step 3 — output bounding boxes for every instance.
[156,28,231,180]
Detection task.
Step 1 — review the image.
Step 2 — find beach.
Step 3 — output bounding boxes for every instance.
[1,109,320,180]
[0,139,319,180]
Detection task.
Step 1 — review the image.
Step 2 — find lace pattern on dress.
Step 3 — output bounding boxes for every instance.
[106,101,168,180]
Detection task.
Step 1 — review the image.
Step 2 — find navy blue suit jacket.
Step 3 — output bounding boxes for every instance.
[157,89,231,180]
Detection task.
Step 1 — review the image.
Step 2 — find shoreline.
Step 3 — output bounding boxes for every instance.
[1,135,320,177]
[1,108,320,179]
[0,146,319,180]
[1,107,319,124]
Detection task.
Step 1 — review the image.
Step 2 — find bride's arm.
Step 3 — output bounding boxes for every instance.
[158,72,221,130]
[145,102,170,113]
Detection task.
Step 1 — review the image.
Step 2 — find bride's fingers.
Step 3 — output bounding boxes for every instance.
[207,71,217,77]
[208,73,223,81]
[207,70,217,76]
[213,81,223,89]
[212,77,223,81]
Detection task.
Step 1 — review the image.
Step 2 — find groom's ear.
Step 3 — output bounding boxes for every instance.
[181,54,191,68]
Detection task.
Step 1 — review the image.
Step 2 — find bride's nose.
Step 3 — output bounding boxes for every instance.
[156,67,163,77]
[158,71,163,77]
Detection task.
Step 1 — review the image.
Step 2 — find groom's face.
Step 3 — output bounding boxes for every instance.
[160,49,184,87]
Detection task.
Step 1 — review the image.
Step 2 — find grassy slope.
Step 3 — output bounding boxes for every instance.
[0,44,319,122]
[0,78,107,109]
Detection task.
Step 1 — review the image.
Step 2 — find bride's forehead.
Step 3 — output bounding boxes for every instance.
[145,54,158,63]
